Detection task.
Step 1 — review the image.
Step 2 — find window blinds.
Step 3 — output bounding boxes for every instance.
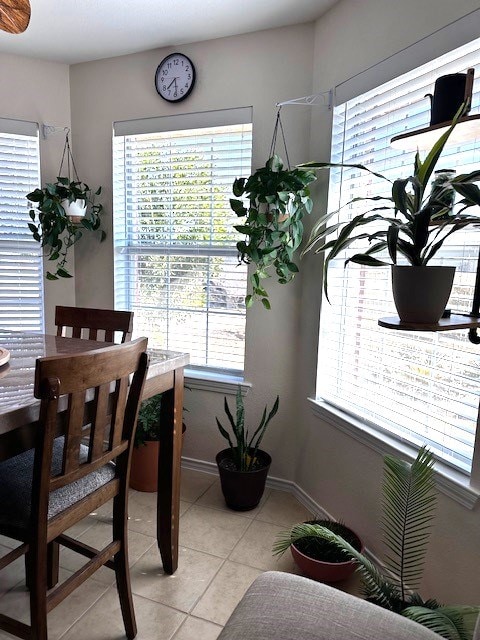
[319,37,480,473]
[113,112,252,372]
[0,120,42,331]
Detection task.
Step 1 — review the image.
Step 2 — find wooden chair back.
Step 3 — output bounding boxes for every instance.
[33,338,148,499]
[55,306,134,343]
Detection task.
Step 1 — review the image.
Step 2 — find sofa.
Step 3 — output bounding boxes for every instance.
[218,571,442,640]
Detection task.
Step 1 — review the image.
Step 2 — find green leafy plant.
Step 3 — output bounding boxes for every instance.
[291,519,362,563]
[300,109,480,300]
[216,386,279,471]
[134,393,163,448]
[230,155,317,309]
[26,177,105,280]
[273,447,480,640]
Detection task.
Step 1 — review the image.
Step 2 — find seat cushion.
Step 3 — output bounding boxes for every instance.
[0,437,115,535]
[218,571,441,640]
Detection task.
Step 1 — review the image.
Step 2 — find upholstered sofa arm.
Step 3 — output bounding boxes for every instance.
[218,571,441,640]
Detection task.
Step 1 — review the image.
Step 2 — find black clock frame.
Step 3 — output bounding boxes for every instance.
[155,53,196,103]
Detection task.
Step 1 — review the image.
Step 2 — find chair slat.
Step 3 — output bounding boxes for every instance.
[110,377,129,449]
[62,391,86,474]
[90,383,111,460]
[87,328,98,341]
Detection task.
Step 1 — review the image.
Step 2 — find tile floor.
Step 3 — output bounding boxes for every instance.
[0,469,362,640]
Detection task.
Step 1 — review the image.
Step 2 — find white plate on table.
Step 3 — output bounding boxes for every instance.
[0,347,10,367]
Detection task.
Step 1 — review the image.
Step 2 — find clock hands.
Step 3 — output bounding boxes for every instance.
[167,77,178,90]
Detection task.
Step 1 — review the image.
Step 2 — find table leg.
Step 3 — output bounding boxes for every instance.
[157,368,184,574]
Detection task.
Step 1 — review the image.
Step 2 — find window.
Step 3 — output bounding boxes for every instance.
[0,118,42,331]
[113,108,252,374]
[318,37,480,474]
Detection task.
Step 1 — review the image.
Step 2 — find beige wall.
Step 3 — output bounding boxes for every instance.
[296,0,480,605]
[0,52,74,331]
[69,23,316,480]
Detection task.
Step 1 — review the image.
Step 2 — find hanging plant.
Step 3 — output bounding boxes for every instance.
[26,131,106,280]
[230,111,316,309]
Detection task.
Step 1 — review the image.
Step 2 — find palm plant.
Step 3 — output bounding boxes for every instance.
[216,386,279,471]
[273,447,480,640]
[300,108,480,300]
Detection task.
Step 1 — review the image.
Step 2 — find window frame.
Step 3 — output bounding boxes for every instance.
[311,9,480,504]
[112,107,253,379]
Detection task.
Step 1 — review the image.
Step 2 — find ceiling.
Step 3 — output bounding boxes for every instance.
[0,0,338,65]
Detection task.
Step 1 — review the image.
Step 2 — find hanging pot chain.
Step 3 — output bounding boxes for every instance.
[58,129,81,183]
[269,107,291,169]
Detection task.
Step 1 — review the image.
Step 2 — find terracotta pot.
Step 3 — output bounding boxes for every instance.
[290,527,363,583]
[130,424,185,492]
[216,448,271,511]
[391,265,455,323]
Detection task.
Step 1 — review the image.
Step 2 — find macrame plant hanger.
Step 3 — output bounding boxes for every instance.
[269,107,291,167]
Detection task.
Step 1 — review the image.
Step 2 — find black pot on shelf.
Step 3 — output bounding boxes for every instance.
[216,448,271,511]
[391,265,455,323]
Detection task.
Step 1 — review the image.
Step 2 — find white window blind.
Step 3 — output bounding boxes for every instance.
[113,109,252,373]
[319,37,480,473]
[0,119,42,331]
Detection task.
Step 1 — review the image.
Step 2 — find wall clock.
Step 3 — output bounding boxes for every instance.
[155,53,196,103]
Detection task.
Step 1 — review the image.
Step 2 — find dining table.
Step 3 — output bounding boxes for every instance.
[0,330,189,575]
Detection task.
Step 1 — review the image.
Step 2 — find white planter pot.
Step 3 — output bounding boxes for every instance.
[391,265,456,324]
[61,198,87,219]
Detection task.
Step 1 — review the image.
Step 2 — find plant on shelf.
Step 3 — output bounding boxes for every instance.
[300,107,480,323]
[273,447,480,640]
[215,386,279,510]
[230,154,317,309]
[26,132,105,280]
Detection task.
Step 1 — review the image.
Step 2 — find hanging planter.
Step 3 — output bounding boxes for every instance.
[26,130,105,280]
[230,110,317,309]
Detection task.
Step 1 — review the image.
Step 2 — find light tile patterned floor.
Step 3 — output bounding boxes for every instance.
[0,469,362,639]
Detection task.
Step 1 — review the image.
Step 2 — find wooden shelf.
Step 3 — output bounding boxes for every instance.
[378,314,480,332]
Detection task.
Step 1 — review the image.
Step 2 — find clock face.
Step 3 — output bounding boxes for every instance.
[155,53,196,103]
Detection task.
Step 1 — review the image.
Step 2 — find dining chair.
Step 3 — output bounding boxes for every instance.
[55,305,134,343]
[0,337,149,640]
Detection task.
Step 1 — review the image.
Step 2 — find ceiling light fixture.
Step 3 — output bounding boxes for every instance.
[0,0,30,35]
[391,68,480,150]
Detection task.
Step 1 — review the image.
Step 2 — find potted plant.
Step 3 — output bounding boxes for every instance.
[282,518,363,583]
[26,177,105,280]
[215,386,279,510]
[301,111,480,323]
[274,447,480,640]
[230,155,317,309]
[130,393,186,492]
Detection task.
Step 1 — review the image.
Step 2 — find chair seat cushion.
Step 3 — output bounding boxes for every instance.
[0,438,115,535]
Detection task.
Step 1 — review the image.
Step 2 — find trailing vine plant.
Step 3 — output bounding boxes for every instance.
[230,111,317,309]
[26,131,105,280]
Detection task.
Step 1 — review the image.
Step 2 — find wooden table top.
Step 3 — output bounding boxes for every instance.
[0,331,189,434]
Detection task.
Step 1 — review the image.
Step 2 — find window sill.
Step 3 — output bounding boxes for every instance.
[185,369,251,395]
[308,398,480,510]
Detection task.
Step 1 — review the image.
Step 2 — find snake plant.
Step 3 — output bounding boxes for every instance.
[216,386,279,471]
[273,447,480,640]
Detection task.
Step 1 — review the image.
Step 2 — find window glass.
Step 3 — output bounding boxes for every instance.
[113,116,252,373]
[0,124,42,331]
